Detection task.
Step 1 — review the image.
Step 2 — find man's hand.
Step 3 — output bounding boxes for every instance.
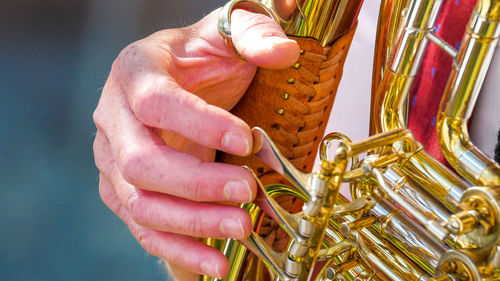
[93,8,299,280]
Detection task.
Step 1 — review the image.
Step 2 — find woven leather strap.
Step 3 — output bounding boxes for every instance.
[219,25,356,184]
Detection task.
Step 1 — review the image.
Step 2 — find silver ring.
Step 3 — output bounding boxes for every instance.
[217,0,280,59]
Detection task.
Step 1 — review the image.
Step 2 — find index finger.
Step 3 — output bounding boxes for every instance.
[128,74,253,156]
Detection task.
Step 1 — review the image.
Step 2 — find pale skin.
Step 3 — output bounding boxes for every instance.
[93,7,299,281]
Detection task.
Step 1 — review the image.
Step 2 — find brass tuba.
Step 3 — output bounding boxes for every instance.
[203,0,500,280]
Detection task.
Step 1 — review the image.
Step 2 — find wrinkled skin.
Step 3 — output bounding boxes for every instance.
[93,8,299,281]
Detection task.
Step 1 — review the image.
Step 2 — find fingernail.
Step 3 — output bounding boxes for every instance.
[222,132,250,155]
[220,218,245,239]
[200,261,221,278]
[224,180,252,202]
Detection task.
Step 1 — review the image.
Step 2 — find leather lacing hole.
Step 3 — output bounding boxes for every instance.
[257,167,265,174]
[313,136,318,141]
[271,124,280,130]
[302,165,307,170]
[324,106,328,111]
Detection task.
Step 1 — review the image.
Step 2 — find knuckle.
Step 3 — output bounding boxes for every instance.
[93,139,113,175]
[132,85,162,126]
[128,194,149,226]
[185,215,206,237]
[184,177,205,201]
[118,146,145,184]
[137,228,160,256]
[111,42,141,76]
[92,106,104,128]
[167,251,185,267]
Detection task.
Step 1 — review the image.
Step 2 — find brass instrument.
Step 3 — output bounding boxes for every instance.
[205,0,500,280]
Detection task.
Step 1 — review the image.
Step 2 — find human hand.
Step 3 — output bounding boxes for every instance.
[93,7,299,280]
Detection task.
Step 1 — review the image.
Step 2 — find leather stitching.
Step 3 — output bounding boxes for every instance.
[276,45,346,164]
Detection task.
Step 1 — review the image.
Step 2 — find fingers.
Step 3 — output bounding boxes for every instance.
[231,9,300,69]
[106,36,253,157]
[118,145,257,203]
[99,176,229,278]
[107,71,251,157]
[94,126,256,203]
[125,189,252,240]
[99,149,253,240]
[130,76,252,156]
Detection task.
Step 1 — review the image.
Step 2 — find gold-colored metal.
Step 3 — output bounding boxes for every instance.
[282,0,363,46]
[370,0,410,135]
[206,0,500,280]
[217,0,363,47]
[436,0,500,186]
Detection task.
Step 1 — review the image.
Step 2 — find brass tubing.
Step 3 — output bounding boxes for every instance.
[350,182,449,275]
[367,166,451,241]
[322,200,378,281]
[344,154,400,182]
[383,166,452,224]
[371,0,411,136]
[349,128,417,155]
[352,227,432,281]
[373,0,443,134]
[283,0,364,46]
[401,150,469,210]
[437,0,500,187]
[370,199,449,274]
[329,198,432,281]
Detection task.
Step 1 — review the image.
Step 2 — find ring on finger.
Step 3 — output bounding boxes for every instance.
[217,0,280,60]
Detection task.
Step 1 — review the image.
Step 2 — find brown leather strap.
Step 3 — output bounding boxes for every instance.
[219,25,357,185]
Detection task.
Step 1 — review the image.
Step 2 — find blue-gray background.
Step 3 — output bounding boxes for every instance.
[0,0,224,279]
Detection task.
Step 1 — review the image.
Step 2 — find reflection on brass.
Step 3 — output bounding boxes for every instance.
[217,0,363,47]
[206,0,500,280]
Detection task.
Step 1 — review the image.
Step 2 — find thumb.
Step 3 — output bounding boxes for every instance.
[231,9,300,69]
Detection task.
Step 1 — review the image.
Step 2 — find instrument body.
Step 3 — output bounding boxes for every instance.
[204,0,500,280]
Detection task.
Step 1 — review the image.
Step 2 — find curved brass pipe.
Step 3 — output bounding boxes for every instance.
[370,0,410,134]
[436,0,500,187]
[372,0,472,209]
[373,0,443,134]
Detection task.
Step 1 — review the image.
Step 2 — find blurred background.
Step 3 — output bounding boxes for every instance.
[0,0,224,280]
